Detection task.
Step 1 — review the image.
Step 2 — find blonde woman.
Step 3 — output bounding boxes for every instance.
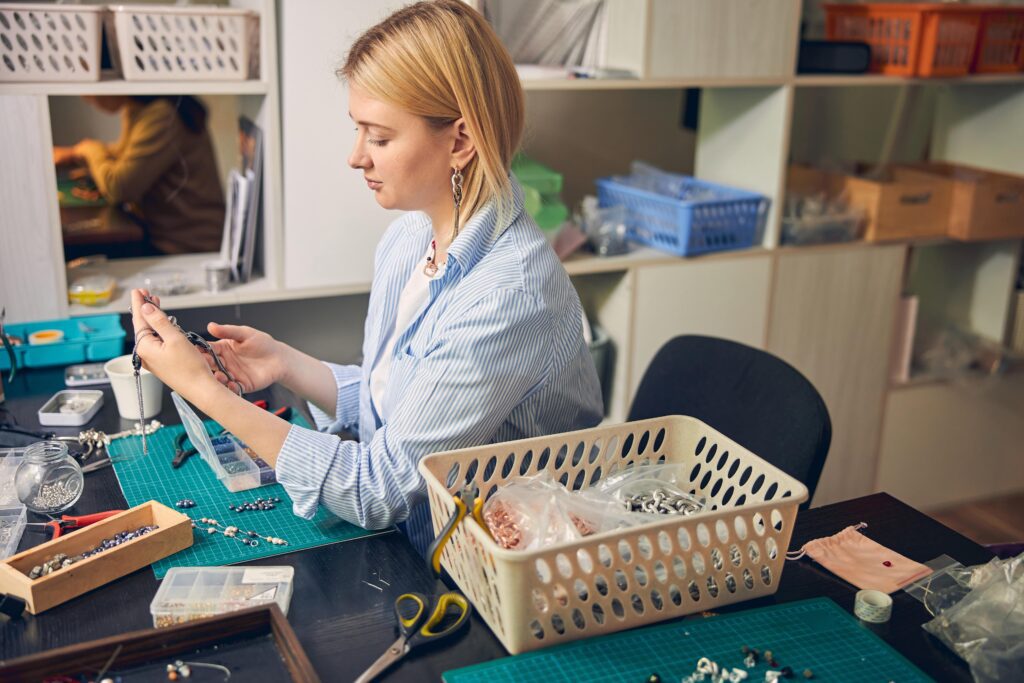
[130,0,603,554]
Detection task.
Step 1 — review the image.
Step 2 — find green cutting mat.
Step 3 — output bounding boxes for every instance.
[108,416,384,578]
[444,598,932,683]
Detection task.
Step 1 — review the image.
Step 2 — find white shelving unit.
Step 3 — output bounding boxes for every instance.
[3,0,1023,510]
[0,0,282,324]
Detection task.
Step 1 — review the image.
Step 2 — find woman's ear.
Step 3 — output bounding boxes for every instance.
[449,118,476,170]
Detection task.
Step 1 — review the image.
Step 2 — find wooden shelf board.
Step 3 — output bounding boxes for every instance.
[2,79,269,96]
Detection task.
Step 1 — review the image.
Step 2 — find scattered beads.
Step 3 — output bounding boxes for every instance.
[27,526,159,579]
[175,499,197,509]
[228,496,281,513]
[192,517,288,547]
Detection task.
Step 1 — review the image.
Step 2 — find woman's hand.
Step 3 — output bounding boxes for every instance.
[52,146,80,166]
[204,322,286,394]
[130,289,219,401]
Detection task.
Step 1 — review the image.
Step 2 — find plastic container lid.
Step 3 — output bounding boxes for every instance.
[0,450,27,560]
[150,566,295,628]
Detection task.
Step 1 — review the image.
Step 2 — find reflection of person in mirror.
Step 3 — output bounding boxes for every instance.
[53,95,225,254]
[129,1,603,557]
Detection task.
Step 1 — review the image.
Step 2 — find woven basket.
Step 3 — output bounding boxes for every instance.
[419,415,808,654]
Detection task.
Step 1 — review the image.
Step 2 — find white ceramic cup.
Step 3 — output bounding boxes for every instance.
[103,354,164,420]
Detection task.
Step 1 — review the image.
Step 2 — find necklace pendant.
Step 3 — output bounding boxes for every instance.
[423,260,438,277]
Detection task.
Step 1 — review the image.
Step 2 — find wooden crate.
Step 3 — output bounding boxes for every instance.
[900,162,1024,241]
[840,166,953,242]
[0,501,192,614]
[0,604,321,682]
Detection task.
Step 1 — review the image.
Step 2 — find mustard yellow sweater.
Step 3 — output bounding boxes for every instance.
[79,99,226,254]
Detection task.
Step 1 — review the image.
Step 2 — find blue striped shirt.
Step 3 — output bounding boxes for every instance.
[276,178,604,554]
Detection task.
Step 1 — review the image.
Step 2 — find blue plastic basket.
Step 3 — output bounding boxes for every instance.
[0,314,126,371]
[596,173,769,256]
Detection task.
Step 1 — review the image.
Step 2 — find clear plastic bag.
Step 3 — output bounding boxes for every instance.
[593,463,707,517]
[921,552,1024,683]
[483,472,644,550]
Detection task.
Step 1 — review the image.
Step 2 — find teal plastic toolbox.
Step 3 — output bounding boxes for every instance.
[0,314,126,370]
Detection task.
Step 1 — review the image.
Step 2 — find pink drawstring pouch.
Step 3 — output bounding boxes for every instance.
[787,523,932,593]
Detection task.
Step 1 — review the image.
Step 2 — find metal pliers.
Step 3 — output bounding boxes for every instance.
[426,481,486,576]
[24,510,123,539]
[1,306,17,383]
[172,430,198,469]
[134,294,243,396]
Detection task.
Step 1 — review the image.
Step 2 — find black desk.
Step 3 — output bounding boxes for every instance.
[1,369,987,681]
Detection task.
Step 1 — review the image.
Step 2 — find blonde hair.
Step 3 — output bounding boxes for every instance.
[338,0,524,230]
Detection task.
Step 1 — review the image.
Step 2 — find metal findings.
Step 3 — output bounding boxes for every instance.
[620,486,706,516]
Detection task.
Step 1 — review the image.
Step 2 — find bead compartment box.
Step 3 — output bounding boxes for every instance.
[0,504,28,560]
[36,389,104,427]
[151,565,294,628]
[172,391,272,492]
[0,501,192,614]
[419,415,809,654]
[0,448,26,506]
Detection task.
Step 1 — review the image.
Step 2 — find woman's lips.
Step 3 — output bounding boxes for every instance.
[366,178,382,190]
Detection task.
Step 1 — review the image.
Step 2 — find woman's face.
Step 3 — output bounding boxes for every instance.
[347,86,455,216]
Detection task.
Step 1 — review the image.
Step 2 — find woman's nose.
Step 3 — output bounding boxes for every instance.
[348,139,369,170]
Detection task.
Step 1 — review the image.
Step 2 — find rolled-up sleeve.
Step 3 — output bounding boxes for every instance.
[307,362,361,432]
[275,288,550,528]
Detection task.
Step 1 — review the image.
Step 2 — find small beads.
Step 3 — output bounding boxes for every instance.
[27,526,158,579]
[175,499,196,509]
[229,496,281,513]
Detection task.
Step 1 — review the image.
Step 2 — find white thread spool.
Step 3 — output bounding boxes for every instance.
[854,589,893,623]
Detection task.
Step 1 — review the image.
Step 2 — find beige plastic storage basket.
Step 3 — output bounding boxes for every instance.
[419,415,809,654]
[0,4,103,83]
[107,4,255,81]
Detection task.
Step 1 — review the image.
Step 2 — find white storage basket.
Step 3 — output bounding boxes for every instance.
[0,4,103,83]
[419,415,809,654]
[107,4,255,81]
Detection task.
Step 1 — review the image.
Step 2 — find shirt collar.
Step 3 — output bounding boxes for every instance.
[443,174,524,279]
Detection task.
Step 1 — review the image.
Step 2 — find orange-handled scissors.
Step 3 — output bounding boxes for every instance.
[354,591,472,683]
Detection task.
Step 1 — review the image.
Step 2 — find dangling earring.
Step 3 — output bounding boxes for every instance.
[451,166,463,240]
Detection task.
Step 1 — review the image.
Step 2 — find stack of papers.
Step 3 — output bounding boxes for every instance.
[219,116,263,284]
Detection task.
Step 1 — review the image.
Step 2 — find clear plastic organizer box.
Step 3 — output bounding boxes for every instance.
[419,415,808,654]
[171,392,273,493]
[150,566,294,628]
[0,4,103,82]
[107,4,257,81]
[0,449,27,560]
[596,174,768,257]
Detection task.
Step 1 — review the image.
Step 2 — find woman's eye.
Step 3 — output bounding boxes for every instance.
[368,138,388,147]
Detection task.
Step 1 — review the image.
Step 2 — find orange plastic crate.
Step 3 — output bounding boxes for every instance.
[825,3,983,77]
[973,9,1024,73]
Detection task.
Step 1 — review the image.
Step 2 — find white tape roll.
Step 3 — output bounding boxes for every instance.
[854,589,893,623]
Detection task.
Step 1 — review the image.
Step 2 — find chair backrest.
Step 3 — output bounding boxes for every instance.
[628,335,831,505]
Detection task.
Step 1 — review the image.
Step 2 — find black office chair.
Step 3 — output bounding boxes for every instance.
[629,335,832,505]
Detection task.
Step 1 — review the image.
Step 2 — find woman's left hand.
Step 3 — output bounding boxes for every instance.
[131,289,218,402]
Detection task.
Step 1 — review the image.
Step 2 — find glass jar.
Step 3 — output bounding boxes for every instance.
[15,441,84,514]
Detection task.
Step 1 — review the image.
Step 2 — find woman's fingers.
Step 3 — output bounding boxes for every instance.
[207,322,250,342]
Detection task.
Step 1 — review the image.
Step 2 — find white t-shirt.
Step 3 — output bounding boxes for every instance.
[369,249,444,421]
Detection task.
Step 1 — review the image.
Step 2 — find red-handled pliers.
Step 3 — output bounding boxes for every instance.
[25,510,124,539]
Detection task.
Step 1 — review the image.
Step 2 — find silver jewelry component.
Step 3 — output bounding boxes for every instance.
[451,166,464,240]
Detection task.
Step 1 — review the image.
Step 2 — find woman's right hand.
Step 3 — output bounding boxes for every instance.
[53,146,79,166]
[204,323,287,394]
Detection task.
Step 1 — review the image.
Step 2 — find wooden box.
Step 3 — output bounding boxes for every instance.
[900,162,1024,241]
[0,501,192,614]
[840,165,953,242]
[0,604,321,682]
